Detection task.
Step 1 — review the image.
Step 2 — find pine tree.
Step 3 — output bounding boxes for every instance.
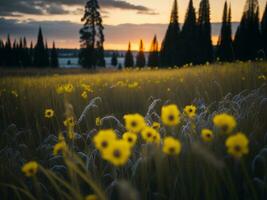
[44,41,50,66]
[50,41,59,68]
[261,3,267,58]
[29,41,34,67]
[216,2,234,61]
[124,42,134,67]
[180,0,198,65]
[197,0,213,64]
[234,0,261,60]
[136,40,146,67]
[33,27,47,67]
[4,35,12,67]
[0,38,3,66]
[79,0,105,69]
[22,37,31,67]
[160,0,180,67]
[148,35,159,67]
[111,52,118,67]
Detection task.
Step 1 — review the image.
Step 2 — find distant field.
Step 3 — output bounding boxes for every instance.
[1,62,267,200]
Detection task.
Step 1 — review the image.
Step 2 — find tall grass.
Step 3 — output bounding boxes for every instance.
[0,61,267,200]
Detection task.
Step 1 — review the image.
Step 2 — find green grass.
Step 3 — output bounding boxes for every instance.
[0,62,267,200]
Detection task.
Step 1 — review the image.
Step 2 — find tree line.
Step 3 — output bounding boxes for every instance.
[124,0,267,68]
[0,28,59,68]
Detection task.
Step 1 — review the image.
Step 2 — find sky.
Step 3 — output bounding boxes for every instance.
[0,0,266,50]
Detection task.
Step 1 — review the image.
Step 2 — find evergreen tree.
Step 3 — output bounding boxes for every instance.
[197,0,213,64]
[111,51,118,67]
[0,39,3,66]
[33,27,47,67]
[28,41,34,67]
[124,42,134,67]
[136,40,146,67]
[50,41,59,68]
[4,35,12,67]
[160,0,180,67]
[261,3,267,58]
[180,0,198,65]
[148,35,159,67]
[44,41,50,66]
[22,37,31,67]
[234,0,261,60]
[79,0,105,69]
[216,2,234,61]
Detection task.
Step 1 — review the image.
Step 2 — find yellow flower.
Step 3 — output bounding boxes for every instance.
[81,91,88,99]
[64,83,74,93]
[103,140,131,166]
[21,161,38,177]
[56,85,64,94]
[162,137,182,155]
[141,126,160,143]
[85,194,98,200]
[213,113,237,134]
[201,129,214,142]
[64,117,75,127]
[53,141,67,155]
[122,132,137,147]
[161,104,181,126]
[45,109,54,118]
[184,105,197,119]
[93,130,117,152]
[124,114,146,133]
[225,132,249,158]
[95,117,101,126]
[152,122,160,130]
[81,83,93,92]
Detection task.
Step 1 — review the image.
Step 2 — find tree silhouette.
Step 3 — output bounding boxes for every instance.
[180,0,198,65]
[136,40,146,67]
[197,0,213,64]
[148,35,159,67]
[216,1,234,61]
[33,27,47,67]
[234,0,261,60]
[124,42,134,68]
[111,52,118,67]
[160,0,180,67]
[261,2,267,58]
[79,0,105,69]
[50,41,59,68]
[4,35,12,67]
[0,38,3,66]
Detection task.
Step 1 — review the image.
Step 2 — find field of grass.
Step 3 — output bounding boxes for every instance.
[1,62,267,200]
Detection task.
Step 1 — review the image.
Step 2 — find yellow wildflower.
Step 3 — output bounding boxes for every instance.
[81,83,92,92]
[93,130,117,152]
[45,109,54,118]
[64,83,74,93]
[201,129,214,142]
[213,113,237,134]
[58,132,65,142]
[21,161,38,177]
[53,141,67,155]
[161,104,180,126]
[81,91,88,99]
[56,85,64,94]
[124,114,146,133]
[122,132,137,147]
[162,137,182,155]
[152,122,160,130]
[184,105,197,119]
[64,117,75,127]
[225,132,249,158]
[103,140,131,166]
[141,126,160,143]
[95,117,101,126]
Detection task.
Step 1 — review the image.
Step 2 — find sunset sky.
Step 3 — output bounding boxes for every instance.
[0,0,266,50]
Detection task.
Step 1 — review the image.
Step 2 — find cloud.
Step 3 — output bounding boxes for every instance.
[0,0,157,17]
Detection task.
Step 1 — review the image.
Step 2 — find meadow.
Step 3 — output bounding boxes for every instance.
[1,62,267,200]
